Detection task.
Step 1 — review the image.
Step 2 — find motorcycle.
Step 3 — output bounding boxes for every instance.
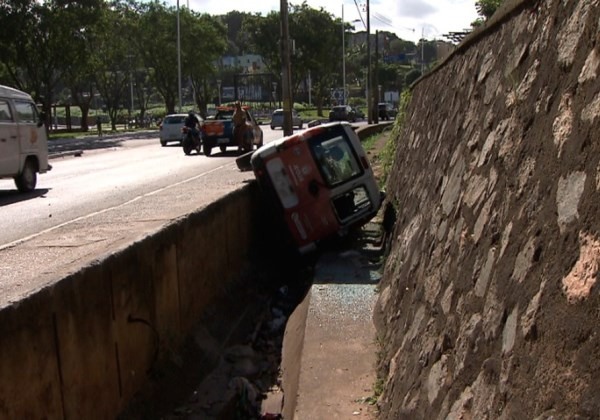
[181,126,202,155]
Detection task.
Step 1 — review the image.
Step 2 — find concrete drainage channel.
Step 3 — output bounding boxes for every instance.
[117,251,314,419]
[117,218,386,419]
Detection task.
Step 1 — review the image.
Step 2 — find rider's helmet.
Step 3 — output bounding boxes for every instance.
[188,110,194,116]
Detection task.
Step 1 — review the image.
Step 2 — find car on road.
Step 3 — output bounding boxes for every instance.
[270,109,303,130]
[329,105,357,122]
[352,107,365,120]
[159,113,202,146]
[377,103,397,121]
[0,84,52,192]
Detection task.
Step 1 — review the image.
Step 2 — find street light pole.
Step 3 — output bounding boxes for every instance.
[130,72,134,115]
[176,0,182,112]
[281,0,293,136]
[217,79,222,106]
[342,4,345,105]
[366,0,371,124]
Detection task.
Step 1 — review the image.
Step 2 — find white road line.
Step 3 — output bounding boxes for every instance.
[0,162,234,251]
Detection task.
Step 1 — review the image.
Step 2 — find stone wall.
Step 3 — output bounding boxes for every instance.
[374,0,600,418]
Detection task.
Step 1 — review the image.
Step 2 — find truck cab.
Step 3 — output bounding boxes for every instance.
[250,122,383,254]
[0,85,51,192]
[201,105,263,156]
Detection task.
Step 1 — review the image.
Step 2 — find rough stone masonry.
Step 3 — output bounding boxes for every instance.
[374,0,600,418]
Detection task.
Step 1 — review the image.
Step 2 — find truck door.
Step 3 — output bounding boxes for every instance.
[0,99,19,175]
[264,135,341,250]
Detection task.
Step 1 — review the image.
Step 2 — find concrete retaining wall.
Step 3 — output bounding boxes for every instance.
[0,186,259,419]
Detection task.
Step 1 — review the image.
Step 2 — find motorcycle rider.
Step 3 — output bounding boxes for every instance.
[184,110,201,142]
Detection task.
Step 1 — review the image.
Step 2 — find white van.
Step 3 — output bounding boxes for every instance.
[0,85,51,192]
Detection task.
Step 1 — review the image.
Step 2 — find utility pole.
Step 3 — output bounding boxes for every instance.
[342,4,346,105]
[374,30,379,124]
[421,27,425,74]
[176,0,182,112]
[366,0,372,124]
[281,0,293,136]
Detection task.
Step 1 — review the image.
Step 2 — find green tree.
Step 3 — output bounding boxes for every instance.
[242,12,282,80]
[64,2,110,131]
[243,3,343,113]
[476,0,503,19]
[179,11,227,116]
[132,1,179,114]
[290,3,342,113]
[220,11,254,55]
[92,1,136,130]
[0,0,103,126]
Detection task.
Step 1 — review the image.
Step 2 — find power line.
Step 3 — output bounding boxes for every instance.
[372,11,391,26]
[353,0,366,30]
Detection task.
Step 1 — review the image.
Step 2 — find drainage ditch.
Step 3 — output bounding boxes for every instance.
[117,220,318,419]
[117,217,386,420]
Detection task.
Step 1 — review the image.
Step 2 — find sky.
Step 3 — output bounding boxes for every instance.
[176,0,480,44]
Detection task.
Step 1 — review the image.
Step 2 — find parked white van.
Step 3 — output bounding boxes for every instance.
[0,85,51,192]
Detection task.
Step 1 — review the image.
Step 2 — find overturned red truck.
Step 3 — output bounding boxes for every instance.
[248,122,383,254]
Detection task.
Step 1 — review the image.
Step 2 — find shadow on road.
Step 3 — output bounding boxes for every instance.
[0,188,50,207]
[49,130,159,155]
[50,138,123,154]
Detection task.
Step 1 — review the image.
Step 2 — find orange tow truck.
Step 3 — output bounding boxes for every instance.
[201,105,263,156]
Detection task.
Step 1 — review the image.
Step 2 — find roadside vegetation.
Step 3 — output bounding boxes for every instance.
[1,0,497,137]
[0,1,455,136]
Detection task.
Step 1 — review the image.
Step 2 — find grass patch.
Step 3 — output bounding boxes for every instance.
[381,90,411,186]
[361,134,378,151]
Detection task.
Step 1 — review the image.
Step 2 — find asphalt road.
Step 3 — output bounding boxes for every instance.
[0,127,288,249]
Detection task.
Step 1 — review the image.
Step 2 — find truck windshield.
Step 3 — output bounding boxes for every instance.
[310,134,362,186]
[215,110,234,120]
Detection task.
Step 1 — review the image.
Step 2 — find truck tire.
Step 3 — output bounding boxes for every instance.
[15,159,37,192]
[203,143,212,156]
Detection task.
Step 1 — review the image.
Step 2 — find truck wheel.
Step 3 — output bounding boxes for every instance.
[203,144,212,156]
[160,140,167,147]
[15,159,37,192]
